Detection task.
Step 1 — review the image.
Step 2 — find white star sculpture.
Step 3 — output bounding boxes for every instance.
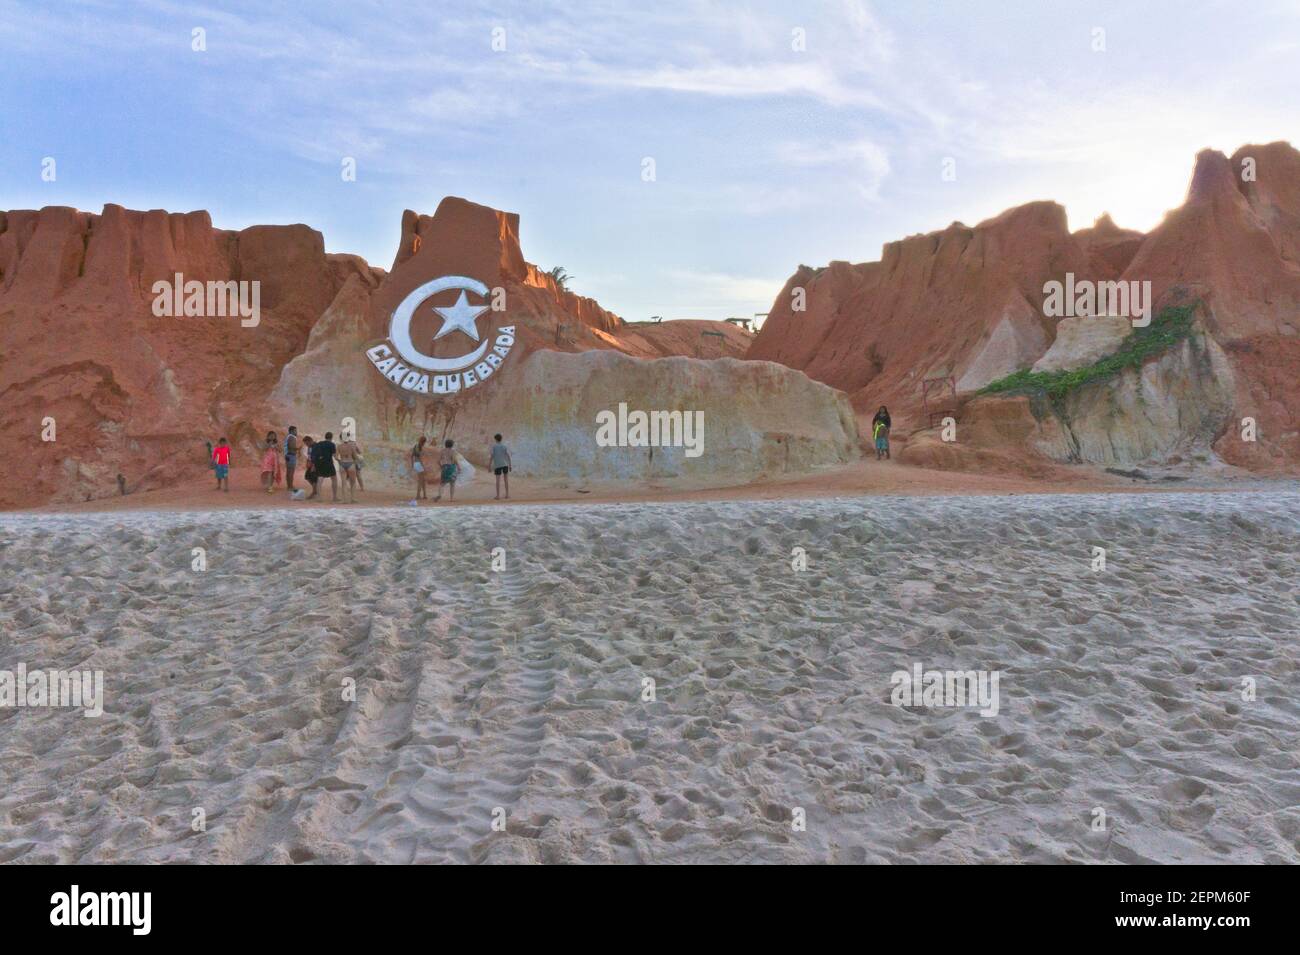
[433,290,489,342]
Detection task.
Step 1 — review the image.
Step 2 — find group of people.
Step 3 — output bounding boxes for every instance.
[408,433,512,504]
[211,408,883,501]
[209,427,364,502]
[296,430,364,502]
[208,429,513,505]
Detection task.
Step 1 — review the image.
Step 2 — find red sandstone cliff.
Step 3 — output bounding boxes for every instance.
[0,204,382,507]
[0,197,751,507]
[381,197,749,358]
[747,142,1300,472]
[1121,144,1300,469]
[269,196,759,458]
[746,200,1096,408]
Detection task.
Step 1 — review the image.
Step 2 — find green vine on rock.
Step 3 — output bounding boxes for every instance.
[979,304,1198,405]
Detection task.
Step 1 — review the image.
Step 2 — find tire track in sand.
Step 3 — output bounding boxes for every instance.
[457,561,562,863]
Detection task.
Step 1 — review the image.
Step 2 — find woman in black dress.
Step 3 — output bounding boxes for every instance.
[872,406,892,460]
[301,436,318,498]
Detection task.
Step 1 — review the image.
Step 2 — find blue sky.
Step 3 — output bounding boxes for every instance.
[3,0,1297,322]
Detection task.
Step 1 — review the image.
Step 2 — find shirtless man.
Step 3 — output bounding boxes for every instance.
[433,439,458,502]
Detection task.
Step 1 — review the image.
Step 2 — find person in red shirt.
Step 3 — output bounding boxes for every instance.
[212,437,232,492]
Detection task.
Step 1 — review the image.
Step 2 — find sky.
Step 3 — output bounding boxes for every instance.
[2,0,1297,323]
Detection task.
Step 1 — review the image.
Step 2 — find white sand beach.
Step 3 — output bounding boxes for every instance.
[0,490,1296,864]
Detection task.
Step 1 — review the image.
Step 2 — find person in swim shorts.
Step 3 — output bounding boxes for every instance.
[489,433,511,500]
[212,437,231,491]
[433,439,458,502]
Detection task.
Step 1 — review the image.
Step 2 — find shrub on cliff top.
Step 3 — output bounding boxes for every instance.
[979,304,1197,402]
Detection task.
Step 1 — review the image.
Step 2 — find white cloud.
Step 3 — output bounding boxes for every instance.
[775,138,891,200]
[663,268,784,305]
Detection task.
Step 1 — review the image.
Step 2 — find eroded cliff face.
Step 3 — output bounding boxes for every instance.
[1,195,771,508]
[747,201,1106,418]
[751,142,1300,474]
[270,196,855,488]
[337,350,859,488]
[1124,144,1300,471]
[1072,213,1144,280]
[0,204,382,507]
[379,197,751,360]
[1035,329,1235,466]
[902,304,1264,475]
